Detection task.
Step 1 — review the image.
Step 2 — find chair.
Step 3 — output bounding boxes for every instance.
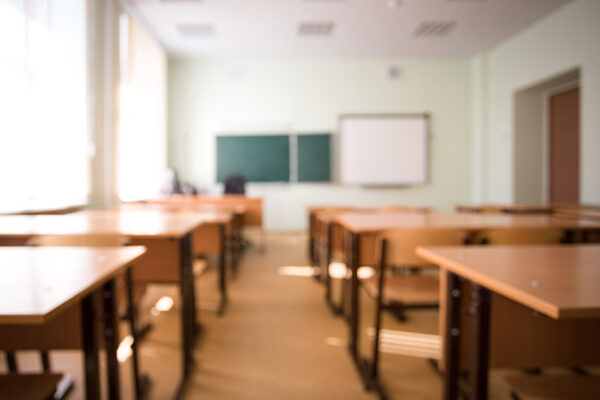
[474,228,564,245]
[362,229,469,393]
[224,174,246,195]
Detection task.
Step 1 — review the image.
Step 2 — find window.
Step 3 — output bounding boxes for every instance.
[118,14,167,201]
[0,0,88,213]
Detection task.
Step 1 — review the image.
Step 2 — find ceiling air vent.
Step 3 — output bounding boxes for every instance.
[177,23,215,37]
[298,21,335,36]
[414,20,456,37]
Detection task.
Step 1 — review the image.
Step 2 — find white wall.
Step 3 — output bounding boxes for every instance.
[168,58,473,230]
[479,0,600,203]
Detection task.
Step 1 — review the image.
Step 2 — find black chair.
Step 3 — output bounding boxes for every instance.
[224,175,246,195]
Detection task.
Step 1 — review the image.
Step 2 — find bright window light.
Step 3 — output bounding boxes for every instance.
[118,14,167,201]
[0,0,88,213]
[325,337,345,347]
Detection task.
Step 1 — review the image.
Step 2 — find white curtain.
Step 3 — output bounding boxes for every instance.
[118,14,167,201]
[0,0,88,212]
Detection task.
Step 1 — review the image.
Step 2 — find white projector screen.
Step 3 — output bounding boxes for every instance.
[338,114,429,186]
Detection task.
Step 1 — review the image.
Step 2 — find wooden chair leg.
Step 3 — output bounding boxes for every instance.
[371,278,383,382]
[6,351,17,372]
[41,351,51,372]
[371,239,387,384]
[389,302,407,322]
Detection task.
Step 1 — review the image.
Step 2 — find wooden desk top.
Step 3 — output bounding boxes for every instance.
[314,206,430,224]
[145,195,263,226]
[0,209,210,239]
[416,245,600,320]
[333,212,600,234]
[118,204,235,224]
[315,210,362,224]
[455,204,553,214]
[309,205,430,214]
[131,201,245,215]
[0,246,146,324]
[554,208,600,222]
[149,194,261,205]
[552,204,600,211]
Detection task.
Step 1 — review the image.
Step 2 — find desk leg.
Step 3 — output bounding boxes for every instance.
[102,278,121,400]
[218,223,228,315]
[179,234,194,379]
[41,351,50,371]
[349,231,360,359]
[325,222,336,312]
[309,213,316,265]
[125,267,146,400]
[469,283,491,400]
[81,293,100,400]
[6,351,17,372]
[340,228,351,321]
[444,272,462,400]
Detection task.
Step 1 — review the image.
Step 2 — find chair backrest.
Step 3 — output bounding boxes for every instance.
[27,235,129,247]
[378,229,470,267]
[475,229,564,245]
[224,175,246,195]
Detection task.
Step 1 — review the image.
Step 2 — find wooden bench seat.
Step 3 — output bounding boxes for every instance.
[367,328,441,360]
[361,274,439,305]
[506,375,600,400]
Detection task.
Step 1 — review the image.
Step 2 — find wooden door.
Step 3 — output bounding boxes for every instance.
[549,87,580,203]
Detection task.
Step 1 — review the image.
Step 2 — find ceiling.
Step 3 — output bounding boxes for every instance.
[125,0,573,58]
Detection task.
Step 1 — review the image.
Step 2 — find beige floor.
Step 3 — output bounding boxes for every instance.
[2,232,534,399]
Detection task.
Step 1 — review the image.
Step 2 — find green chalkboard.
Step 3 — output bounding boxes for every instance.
[217,135,290,182]
[297,134,331,182]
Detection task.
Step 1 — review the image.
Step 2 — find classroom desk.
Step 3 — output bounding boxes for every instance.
[119,203,237,313]
[311,206,430,311]
[313,209,382,311]
[416,245,600,400]
[0,246,146,400]
[307,206,371,266]
[148,194,263,230]
[332,212,600,369]
[149,195,265,250]
[0,209,211,399]
[308,206,430,266]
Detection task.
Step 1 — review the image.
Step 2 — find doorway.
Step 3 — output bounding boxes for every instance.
[512,68,580,204]
[548,87,580,204]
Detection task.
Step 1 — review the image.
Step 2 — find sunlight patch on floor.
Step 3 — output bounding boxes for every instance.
[325,337,345,347]
[277,265,319,277]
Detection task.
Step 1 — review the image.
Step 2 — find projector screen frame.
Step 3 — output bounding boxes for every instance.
[337,113,430,187]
